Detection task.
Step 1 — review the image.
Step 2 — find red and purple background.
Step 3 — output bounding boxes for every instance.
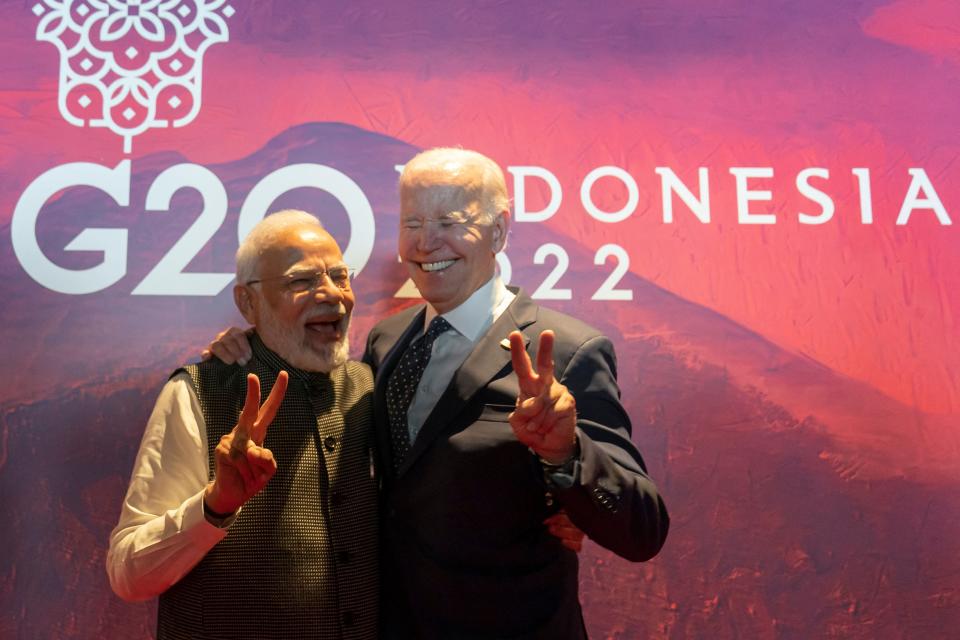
[1,1,958,638]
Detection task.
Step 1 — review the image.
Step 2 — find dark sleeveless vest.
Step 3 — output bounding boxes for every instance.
[157,335,378,639]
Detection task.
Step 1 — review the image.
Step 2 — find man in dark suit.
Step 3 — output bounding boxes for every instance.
[208,149,668,638]
[365,148,668,638]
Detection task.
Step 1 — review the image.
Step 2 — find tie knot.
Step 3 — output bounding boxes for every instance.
[426,316,452,339]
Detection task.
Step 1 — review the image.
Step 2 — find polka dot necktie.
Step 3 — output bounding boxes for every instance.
[386,316,452,474]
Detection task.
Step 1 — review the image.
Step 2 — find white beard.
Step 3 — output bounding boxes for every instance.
[256,302,350,373]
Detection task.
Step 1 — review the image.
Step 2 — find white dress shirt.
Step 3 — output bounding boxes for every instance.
[106,373,230,602]
[406,275,515,441]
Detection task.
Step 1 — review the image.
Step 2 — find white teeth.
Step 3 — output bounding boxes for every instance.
[421,259,455,272]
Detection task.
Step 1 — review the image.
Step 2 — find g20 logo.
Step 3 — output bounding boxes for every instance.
[12,160,376,295]
[32,0,234,153]
[17,2,377,296]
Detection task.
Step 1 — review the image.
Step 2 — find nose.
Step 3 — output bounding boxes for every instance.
[312,273,344,303]
[416,223,442,252]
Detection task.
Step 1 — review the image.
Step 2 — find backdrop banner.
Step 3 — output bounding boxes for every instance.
[1,1,957,638]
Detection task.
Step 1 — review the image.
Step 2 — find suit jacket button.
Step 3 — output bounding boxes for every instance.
[324,436,337,451]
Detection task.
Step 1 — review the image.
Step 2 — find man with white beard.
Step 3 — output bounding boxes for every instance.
[107,210,379,640]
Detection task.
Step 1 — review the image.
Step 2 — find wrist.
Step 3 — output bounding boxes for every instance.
[535,434,581,491]
[537,433,579,466]
[203,484,235,518]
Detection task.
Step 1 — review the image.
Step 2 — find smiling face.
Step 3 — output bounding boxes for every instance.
[399,157,508,314]
[234,223,354,372]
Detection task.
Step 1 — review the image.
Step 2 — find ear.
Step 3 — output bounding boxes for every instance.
[492,209,510,252]
[234,284,257,324]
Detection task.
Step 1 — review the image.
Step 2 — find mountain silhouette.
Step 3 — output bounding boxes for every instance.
[1,122,957,638]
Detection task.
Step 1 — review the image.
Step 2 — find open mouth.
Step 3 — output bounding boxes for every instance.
[419,259,457,273]
[305,317,343,338]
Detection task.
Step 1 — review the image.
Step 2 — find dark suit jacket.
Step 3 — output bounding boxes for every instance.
[364,289,668,639]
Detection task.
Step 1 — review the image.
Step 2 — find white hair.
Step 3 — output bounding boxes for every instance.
[400,147,511,224]
[235,209,324,284]
[256,299,350,373]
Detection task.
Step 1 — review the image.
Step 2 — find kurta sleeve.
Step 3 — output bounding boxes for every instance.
[106,373,230,601]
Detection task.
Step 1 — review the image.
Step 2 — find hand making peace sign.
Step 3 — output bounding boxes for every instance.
[508,330,578,464]
[203,371,289,516]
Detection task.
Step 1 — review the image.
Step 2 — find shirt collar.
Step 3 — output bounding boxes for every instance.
[424,275,513,342]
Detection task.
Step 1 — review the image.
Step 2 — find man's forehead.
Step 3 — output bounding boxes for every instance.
[259,226,343,271]
[402,174,484,206]
[268,245,340,266]
[400,190,482,219]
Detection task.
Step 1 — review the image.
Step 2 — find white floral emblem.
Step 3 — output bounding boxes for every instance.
[32,0,234,153]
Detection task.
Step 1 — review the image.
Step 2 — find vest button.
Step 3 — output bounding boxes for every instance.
[330,491,345,507]
[324,436,337,451]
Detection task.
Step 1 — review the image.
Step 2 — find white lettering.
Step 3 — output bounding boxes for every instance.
[730,167,776,224]
[132,164,233,296]
[896,168,952,225]
[581,166,638,223]
[592,244,633,300]
[508,166,562,222]
[531,243,572,299]
[12,160,130,294]
[852,168,873,224]
[656,167,710,223]
[797,168,834,225]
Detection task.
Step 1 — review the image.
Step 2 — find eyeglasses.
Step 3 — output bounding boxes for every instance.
[247,266,354,292]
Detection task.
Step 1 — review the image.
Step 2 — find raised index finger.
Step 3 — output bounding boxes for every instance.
[252,371,288,445]
[235,373,261,443]
[509,331,535,383]
[535,330,556,388]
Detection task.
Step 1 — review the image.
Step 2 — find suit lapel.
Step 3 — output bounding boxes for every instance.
[397,290,539,477]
